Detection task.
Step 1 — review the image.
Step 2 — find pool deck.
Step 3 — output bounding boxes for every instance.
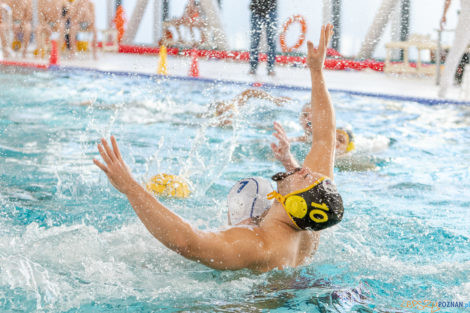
[2,51,470,104]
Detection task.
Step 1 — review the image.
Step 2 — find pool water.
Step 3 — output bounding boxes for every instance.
[0,68,469,312]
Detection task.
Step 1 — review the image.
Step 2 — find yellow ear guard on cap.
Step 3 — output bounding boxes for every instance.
[267,177,344,231]
[337,128,355,152]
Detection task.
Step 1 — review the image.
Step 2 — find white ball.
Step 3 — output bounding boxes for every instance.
[227,177,274,225]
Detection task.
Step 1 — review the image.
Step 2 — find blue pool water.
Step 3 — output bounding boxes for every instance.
[0,68,469,312]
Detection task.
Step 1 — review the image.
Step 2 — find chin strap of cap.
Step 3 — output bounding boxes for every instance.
[267,191,285,203]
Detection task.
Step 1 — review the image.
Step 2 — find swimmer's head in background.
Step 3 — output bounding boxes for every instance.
[336,128,355,153]
[268,176,344,231]
[227,177,274,225]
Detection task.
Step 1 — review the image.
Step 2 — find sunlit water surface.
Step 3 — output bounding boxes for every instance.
[0,68,469,312]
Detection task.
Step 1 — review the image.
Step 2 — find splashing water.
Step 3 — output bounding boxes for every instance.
[0,68,469,312]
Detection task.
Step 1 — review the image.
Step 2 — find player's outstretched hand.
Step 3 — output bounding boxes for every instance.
[94,136,139,195]
[306,24,334,72]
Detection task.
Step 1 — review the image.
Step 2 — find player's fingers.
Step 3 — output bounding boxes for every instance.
[273,121,282,129]
[270,143,280,153]
[273,132,285,142]
[97,143,112,165]
[93,158,108,173]
[273,122,286,134]
[101,138,116,162]
[319,25,325,51]
[307,40,314,56]
[327,24,334,43]
[110,136,123,160]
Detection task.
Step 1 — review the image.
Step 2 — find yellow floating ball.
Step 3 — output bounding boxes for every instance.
[146,173,191,198]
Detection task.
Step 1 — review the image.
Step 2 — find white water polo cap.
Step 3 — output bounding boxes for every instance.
[227,177,274,225]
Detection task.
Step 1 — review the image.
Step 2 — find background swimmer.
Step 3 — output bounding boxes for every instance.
[272,121,361,170]
[208,88,291,126]
[286,103,389,171]
[290,103,354,156]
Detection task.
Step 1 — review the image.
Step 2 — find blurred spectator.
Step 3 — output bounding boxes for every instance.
[4,0,32,57]
[249,0,278,76]
[164,0,207,47]
[68,0,97,59]
[36,0,67,56]
[0,0,11,57]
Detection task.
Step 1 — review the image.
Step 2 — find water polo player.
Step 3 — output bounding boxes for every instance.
[208,88,290,126]
[291,103,355,156]
[94,24,343,272]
